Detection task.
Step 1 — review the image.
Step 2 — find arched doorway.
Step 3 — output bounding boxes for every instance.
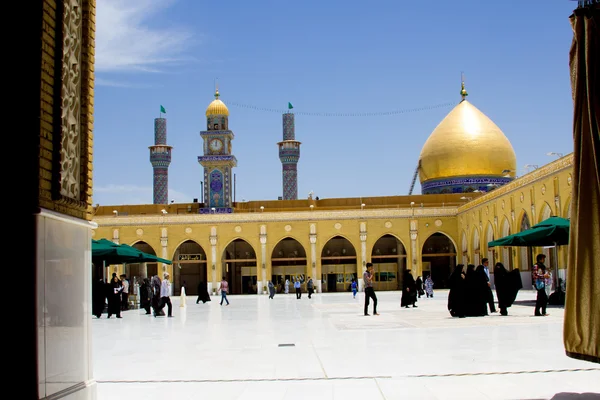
[500,217,514,270]
[222,239,257,295]
[472,228,481,266]
[485,223,496,267]
[271,237,307,293]
[421,232,457,289]
[321,236,357,292]
[371,235,407,291]
[127,241,159,283]
[519,212,532,271]
[173,240,208,296]
[461,231,468,265]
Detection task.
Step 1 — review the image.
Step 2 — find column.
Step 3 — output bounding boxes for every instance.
[410,219,419,277]
[309,224,320,293]
[112,229,121,276]
[359,222,367,292]
[259,225,267,295]
[160,228,171,294]
[209,226,218,294]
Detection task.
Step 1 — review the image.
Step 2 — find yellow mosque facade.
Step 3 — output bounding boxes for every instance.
[93,87,573,297]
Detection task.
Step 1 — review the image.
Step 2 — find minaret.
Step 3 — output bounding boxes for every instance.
[278,111,301,200]
[149,117,172,204]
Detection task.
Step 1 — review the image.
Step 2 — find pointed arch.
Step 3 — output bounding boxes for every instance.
[126,241,159,282]
[371,234,407,291]
[271,237,308,293]
[172,239,208,295]
[461,230,468,265]
[321,235,357,293]
[222,238,258,295]
[539,202,553,223]
[500,217,513,270]
[518,211,532,271]
[421,232,457,289]
[484,222,496,267]
[563,197,572,219]
[471,226,481,266]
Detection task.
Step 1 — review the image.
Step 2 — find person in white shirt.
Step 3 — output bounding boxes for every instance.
[160,272,173,317]
[120,274,129,311]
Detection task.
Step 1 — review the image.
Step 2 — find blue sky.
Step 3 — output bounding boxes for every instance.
[93,0,576,205]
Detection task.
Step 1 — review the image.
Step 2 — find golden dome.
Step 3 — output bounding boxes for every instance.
[205,89,229,117]
[419,95,516,183]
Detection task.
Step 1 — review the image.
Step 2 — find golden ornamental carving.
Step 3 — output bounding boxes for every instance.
[234,225,242,233]
[185,227,192,234]
[59,0,83,201]
[541,185,546,195]
[284,224,292,232]
[136,229,143,236]
[95,207,458,227]
[384,221,392,228]
[520,192,524,203]
[334,223,342,230]
[435,219,443,227]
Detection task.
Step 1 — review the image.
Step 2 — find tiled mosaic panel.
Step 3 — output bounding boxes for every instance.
[283,113,295,141]
[154,118,167,145]
[282,166,298,200]
[153,168,168,204]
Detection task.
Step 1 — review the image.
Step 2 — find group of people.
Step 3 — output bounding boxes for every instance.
[268,276,315,299]
[97,254,554,319]
[447,258,523,317]
[92,273,130,319]
[134,273,173,318]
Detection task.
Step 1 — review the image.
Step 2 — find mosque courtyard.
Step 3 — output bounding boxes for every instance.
[93,290,600,400]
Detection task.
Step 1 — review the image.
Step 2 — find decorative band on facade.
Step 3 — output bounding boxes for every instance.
[422,176,513,194]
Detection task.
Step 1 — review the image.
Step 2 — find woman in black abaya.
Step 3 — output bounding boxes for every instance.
[494,262,523,316]
[140,278,152,315]
[107,274,123,319]
[196,281,211,304]
[448,264,466,318]
[401,270,418,308]
[92,278,106,318]
[465,264,487,316]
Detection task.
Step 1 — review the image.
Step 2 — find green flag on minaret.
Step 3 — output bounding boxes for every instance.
[288,102,293,110]
[160,105,166,114]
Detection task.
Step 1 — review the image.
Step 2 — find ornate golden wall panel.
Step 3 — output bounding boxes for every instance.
[39,0,95,219]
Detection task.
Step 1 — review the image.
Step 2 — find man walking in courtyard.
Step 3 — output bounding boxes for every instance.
[363,263,379,316]
[294,278,301,299]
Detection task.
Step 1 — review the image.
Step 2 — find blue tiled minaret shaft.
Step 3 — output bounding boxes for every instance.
[278,113,301,200]
[149,118,172,204]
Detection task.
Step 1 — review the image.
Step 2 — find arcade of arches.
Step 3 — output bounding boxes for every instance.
[94,154,574,295]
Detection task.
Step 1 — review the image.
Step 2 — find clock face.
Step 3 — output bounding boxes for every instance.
[209,138,223,152]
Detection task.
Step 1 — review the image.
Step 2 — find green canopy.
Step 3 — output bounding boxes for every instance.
[488,217,570,248]
[92,239,172,265]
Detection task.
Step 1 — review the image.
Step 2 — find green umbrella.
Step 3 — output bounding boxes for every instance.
[92,239,172,265]
[488,217,570,247]
[117,242,172,264]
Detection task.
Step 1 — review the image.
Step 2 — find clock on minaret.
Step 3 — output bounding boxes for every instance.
[198,89,237,213]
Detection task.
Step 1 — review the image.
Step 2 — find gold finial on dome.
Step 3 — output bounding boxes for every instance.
[460,72,468,101]
[205,85,229,117]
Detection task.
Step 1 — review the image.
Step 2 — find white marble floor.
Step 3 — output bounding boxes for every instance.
[93,290,600,400]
